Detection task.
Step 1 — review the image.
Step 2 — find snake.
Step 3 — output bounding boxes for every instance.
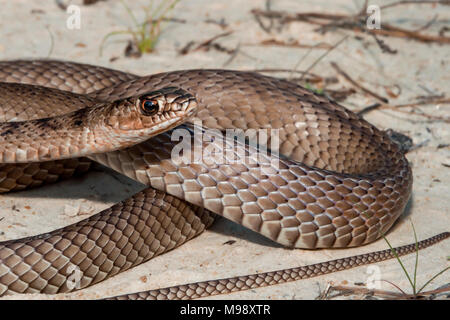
[0,60,447,299]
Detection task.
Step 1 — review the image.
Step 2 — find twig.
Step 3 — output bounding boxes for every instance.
[161,17,186,24]
[179,31,233,55]
[204,18,228,29]
[327,284,450,300]
[253,0,275,33]
[380,279,408,295]
[251,4,450,44]
[366,23,450,44]
[193,31,233,50]
[330,62,389,103]
[379,0,450,11]
[371,33,398,54]
[321,88,356,102]
[245,68,338,85]
[248,39,333,49]
[251,9,349,22]
[357,103,382,116]
[245,68,323,76]
[388,107,450,122]
[222,42,241,67]
[299,35,349,81]
[439,26,450,36]
[413,14,438,32]
[358,98,449,122]
[394,98,449,108]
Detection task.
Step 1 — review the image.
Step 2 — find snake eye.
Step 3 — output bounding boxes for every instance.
[140,99,159,116]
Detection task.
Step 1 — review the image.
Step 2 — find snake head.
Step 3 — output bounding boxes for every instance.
[104,86,197,137]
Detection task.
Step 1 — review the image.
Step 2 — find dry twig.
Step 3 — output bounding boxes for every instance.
[248,39,333,49]
[330,62,389,103]
[179,31,233,55]
[251,1,450,45]
[323,284,450,300]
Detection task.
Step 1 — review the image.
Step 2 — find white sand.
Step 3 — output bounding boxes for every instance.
[0,0,448,300]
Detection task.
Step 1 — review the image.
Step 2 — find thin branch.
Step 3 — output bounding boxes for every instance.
[379,279,408,295]
[179,31,233,55]
[357,103,382,116]
[247,39,333,49]
[330,62,389,103]
[300,35,349,81]
[379,0,450,11]
[251,3,450,44]
[327,284,450,300]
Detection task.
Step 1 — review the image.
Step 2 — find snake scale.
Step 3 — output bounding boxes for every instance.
[0,60,447,299]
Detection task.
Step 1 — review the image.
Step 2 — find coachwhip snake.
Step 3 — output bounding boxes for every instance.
[0,60,447,299]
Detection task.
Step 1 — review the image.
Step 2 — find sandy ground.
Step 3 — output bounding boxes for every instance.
[0,0,448,300]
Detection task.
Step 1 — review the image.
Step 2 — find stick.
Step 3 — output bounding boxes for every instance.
[330,62,389,103]
[299,35,349,81]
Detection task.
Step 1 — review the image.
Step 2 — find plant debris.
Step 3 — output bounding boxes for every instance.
[251,1,450,45]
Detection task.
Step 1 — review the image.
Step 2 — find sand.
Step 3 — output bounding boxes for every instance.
[0,0,448,300]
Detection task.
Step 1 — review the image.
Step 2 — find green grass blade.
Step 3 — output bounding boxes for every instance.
[120,0,140,28]
[152,0,176,19]
[381,231,416,292]
[411,221,419,295]
[417,266,450,294]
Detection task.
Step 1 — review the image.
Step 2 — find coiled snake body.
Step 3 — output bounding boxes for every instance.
[0,60,447,299]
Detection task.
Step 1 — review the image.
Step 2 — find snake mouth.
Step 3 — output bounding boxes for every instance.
[137,113,194,139]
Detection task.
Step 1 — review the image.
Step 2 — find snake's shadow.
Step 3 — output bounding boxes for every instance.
[208,215,284,248]
[4,165,145,202]
[208,195,415,250]
[388,194,414,233]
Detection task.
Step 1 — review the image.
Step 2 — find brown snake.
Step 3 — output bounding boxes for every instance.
[0,60,447,299]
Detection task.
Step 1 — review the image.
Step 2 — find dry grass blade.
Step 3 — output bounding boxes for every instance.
[330,62,389,103]
[299,35,349,81]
